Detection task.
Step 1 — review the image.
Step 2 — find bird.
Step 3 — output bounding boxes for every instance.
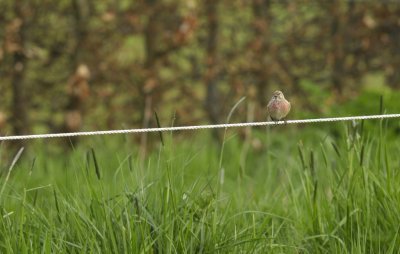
[267,90,291,122]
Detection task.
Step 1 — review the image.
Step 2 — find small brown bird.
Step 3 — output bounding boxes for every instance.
[267,90,291,122]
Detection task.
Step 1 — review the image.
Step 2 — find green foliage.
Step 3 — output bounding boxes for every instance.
[2,1,400,135]
[0,121,399,253]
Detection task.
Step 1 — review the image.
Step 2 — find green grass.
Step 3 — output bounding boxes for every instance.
[0,119,400,253]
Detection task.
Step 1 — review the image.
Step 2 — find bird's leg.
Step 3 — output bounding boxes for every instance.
[268,116,277,125]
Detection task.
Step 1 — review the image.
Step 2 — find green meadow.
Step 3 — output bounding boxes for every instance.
[0,115,399,253]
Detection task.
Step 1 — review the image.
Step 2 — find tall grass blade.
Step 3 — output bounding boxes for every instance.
[0,147,24,199]
[359,143,365,167]
[53,188,62,223]
[128,154,133,172]
[219,96,246,169]
[331,142,341,158]
[29,157,36,176]
[309,151,315,180]
[297,142,306,170]
[91,148,102,180]
[226,97,246,124]
[154,111,164,146]
[85,150,91,176]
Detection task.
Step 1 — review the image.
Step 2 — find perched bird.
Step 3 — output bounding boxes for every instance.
[267,90,291,122]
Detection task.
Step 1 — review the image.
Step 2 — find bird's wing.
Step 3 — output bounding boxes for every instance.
[266,101,272,113]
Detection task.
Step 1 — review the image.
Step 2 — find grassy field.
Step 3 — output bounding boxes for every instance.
[0,119,399,253]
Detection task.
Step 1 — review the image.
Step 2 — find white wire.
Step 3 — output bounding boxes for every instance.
[0,114,399,141]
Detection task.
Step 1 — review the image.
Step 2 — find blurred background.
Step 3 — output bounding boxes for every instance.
[1,0,400,145]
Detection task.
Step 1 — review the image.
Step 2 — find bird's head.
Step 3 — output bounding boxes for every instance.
[272,90,285,100]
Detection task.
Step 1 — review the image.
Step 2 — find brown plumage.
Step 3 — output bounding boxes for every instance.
[267,90,291,121]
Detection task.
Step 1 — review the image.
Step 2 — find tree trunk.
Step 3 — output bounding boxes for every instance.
[330,1,355,96]
[252,0,271,107]
[139,1,159,162]
[204,0,221,141]
[11,0,29,137]
[61,0,90,147]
